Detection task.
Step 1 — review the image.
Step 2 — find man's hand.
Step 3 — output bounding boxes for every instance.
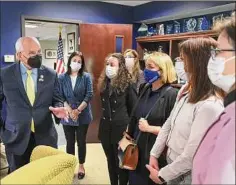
[49,106,69,122]
[149,155,159,171]
[146,164,162,184]
[138,118,150,132]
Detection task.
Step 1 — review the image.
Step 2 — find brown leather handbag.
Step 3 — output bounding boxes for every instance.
[118,136,139,170]
[118,85,171,171]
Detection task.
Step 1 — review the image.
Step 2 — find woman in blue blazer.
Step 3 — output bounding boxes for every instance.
[59,51,93,179]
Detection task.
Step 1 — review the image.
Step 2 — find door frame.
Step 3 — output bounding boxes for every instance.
[21,15,82,36]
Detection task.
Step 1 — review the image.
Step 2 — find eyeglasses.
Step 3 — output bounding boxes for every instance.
[211,46,235,59]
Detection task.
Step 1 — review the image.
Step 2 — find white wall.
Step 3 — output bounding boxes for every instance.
[40,40,57,69]
[26,22,78,71]
[62,24,79,65]
[40,40,66,69]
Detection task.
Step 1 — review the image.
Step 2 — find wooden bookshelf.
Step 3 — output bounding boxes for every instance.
[136,30,217,60]
[136,30,218,88]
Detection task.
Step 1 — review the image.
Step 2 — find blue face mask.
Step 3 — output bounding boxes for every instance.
[144,69,160,83]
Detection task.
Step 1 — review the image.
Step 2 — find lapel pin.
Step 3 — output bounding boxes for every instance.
[39,75,44,82]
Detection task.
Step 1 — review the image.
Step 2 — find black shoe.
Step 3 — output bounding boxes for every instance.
[78,172,85,179]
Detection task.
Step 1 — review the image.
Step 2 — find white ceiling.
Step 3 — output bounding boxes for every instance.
[103,1,150,6]
[25,21,73,40]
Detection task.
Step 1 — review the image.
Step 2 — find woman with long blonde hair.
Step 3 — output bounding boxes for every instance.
[98,53,137,185]
[122,52,178,185]
[124,49,145,92]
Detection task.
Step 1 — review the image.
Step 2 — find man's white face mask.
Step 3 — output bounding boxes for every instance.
[208,56,235,92]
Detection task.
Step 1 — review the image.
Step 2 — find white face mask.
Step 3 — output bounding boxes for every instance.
[175,61,189,81]
[70,61,81,72]
[208,56,235,92]
[106,65,118,79]
[125,58,135,72]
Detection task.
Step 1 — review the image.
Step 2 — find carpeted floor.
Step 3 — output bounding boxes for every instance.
[59,144,110,185]
[55,124,110,184]
[1,124,110,184]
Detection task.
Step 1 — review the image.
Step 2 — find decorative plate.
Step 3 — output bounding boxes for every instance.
[186,18,197,32]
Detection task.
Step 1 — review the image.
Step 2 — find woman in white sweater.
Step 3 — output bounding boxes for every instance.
[146,38,225,185]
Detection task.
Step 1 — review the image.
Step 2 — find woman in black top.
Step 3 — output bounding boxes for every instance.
[124,52,178,185]
[98,53,137,185]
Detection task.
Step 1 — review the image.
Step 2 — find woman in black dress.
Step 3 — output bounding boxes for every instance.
[124,52,178,185]
[98,53,137,185]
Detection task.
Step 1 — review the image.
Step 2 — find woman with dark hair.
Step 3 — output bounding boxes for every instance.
[147,38,225,185]
[193,15,235,185]
[98,53,137,185]
[59,51,93,179]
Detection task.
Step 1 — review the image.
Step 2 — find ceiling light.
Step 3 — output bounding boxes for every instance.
[25,25,38,28]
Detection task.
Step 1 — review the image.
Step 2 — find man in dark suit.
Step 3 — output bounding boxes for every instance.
[0,37,68,172]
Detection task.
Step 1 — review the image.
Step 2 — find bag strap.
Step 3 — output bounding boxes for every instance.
[144,86,172,119]
[135,86,172,143]
[127,83,151,123]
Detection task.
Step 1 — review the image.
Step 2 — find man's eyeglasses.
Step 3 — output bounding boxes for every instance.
[211,46,235,59]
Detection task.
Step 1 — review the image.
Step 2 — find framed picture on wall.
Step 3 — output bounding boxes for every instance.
[67,32,75,54]
[45,49,57,59]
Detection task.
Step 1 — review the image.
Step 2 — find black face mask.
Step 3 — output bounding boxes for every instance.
[27,55,42,68]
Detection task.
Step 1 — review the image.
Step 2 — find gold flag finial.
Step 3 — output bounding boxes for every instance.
[59,25,63,33]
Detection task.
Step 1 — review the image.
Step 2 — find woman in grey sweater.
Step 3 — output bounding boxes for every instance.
[147,38,225,185]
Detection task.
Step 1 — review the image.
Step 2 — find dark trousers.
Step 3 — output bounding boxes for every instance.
[129,171,159,185]
[101,142,129,185]
[63,124,89,164]
[6,132,36,173]
[129,154,167,185]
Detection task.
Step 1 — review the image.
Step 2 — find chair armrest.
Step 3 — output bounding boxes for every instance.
[30,145,65,162]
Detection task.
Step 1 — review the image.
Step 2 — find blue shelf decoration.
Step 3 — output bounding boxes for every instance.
[197,17,209,31]
[184,18,197,32]
[166,24,173,34]
[138,23,148,37]
[148,26,154,36]
[174,21,181,34]
[136,10,232,37]
[212,13,224,26]
[156,24,165,35]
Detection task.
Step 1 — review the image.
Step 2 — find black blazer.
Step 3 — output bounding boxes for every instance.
[98,82,137,145]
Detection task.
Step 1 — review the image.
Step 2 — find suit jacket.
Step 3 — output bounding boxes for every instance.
[0,62,63,155]
[98,81,137,145]
[58,72,93,126]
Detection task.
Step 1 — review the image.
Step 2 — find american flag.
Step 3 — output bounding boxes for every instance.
[56,31,65,74]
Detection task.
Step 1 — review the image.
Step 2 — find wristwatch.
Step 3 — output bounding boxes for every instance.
[158,176,166,184]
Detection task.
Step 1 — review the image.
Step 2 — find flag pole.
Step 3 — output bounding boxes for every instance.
[59,25,62,34]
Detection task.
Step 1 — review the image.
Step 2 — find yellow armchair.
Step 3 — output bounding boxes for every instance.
[1,145,77,184]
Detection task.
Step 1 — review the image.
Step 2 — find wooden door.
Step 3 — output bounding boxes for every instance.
[80,23,132,143]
